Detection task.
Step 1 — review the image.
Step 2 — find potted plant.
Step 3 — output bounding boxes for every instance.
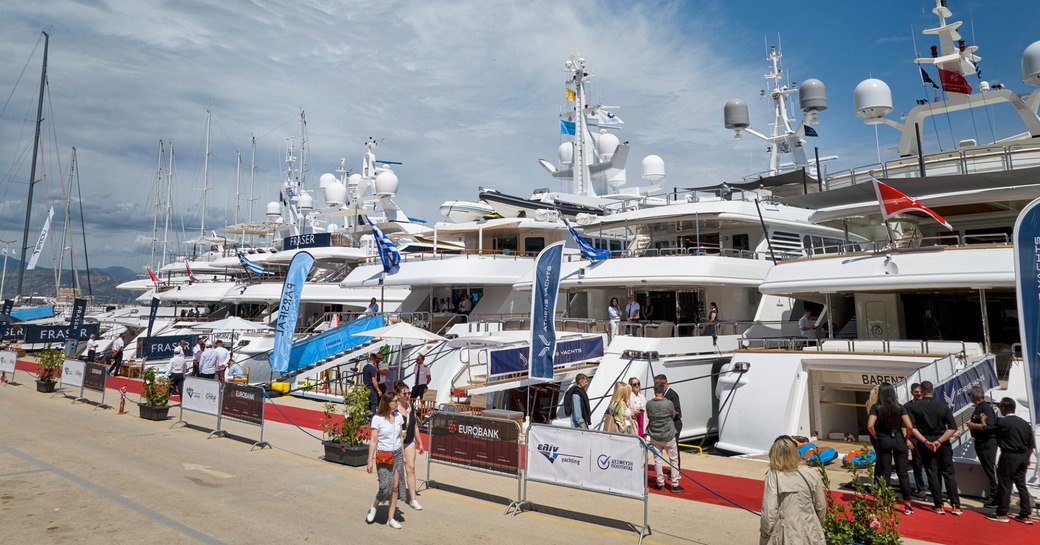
[35,345,63,393]
[138,366,172,421]
[321,384,371,466]
[819,459,902,545]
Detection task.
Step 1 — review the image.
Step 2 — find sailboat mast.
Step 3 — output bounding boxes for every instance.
[150,140,164,268]
[162,141,174,266]
[16,31,49,300]
[56,147,77,297]
[247,134,256,246]
[233,149,242,235]
[200,108,211,241]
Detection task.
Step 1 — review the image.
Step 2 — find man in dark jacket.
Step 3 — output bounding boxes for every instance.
[565,373,591,428]
[904,383,927,496]
[906,381,962,515]
[965,386,999,506]
[986,397,1035,524]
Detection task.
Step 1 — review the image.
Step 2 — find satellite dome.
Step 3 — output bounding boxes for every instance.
[557,142,574,167]
[266,201,281,219]
[724,99,750,130]
[297,192,314,210]
[641,155,665,182]
[374,170,399,196]
[798,79,828,112]
[853,78,893,119]
[324,179,347,207]
[1023,40,1040,85]
[319,172,337,189]
[596,130,620,160]
[346,173,362,189]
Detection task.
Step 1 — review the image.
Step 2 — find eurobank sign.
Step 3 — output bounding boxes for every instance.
[488,335,604,377]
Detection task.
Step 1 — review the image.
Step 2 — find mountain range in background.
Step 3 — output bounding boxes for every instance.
[0,258,140,304]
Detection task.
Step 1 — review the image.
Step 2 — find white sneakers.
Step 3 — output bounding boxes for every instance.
[387,518,402,529]
[366,507,376,523]
[409,499,423,511]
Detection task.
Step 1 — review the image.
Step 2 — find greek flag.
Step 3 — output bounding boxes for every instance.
[562,219,609,261]
[237,250,265,276]
[366,217,400,274]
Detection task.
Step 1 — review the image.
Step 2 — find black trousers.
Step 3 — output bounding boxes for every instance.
[996,451,1033,517]
[974,438,999,501]
[107,352,123,375]
[874,433,913,501]
[411,384,428,400]
[908,438,926,491]
[170,373,185,396]
[85,350,96,363]
[920,441,960,508]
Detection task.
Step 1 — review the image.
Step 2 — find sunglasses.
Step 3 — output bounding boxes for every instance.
[630,382,640,387]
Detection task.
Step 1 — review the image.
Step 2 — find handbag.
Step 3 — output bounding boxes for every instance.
[375,450,394,466]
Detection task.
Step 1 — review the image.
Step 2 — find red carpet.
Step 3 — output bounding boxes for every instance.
[14,359,1036,544]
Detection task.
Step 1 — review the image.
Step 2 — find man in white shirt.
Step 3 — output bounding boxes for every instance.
[798,310,817,341]
[212,340,231,384]
[85,334,99,362]
[198,342,219,380]
[624,295,641,335]
[167,339,189,396]
[226,360,246,382]
[192,337,207,376]
[411,353,431,400]
[458,295,471,314]
[107,334,126,376]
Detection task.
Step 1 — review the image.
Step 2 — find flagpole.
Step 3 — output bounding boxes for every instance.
[380,272,385,322]
[883,219,895,246]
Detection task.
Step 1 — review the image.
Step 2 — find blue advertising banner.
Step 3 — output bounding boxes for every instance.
[933,357,999,413]
[1,324,22,341]
[146,297,160,338]
[529,241,565,381]
[68,298,87,331]
[491,335,605,377]
[1013,198,1040,426]
[139,334,198,359]
[283,315,383,374]
[23,323,99,344]
[282,232,332,251]
[270,251,314,373]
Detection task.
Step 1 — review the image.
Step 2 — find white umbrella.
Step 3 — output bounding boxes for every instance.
[195,316,271,331]
[359,322,446,383]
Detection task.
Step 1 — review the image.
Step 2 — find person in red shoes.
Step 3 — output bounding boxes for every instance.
[986,397,1035,525]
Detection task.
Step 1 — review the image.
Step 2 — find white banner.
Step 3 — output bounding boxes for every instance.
[61,359,85,388]
[0,350,16,374]
[26,206,54,271]
[526,424,646,500]
[182,376,220,415]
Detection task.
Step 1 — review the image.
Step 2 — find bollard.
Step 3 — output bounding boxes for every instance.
[118,386,127,415]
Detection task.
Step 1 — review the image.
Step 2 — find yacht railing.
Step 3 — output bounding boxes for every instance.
[739,336,973,356]
[803,232,1011,258]
[824,141,1040,189]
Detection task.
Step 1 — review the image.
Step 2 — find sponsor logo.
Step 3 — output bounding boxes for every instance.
[455,424,500,440]
[536,443,582,465]
[597,453,634,471]
[233,390,256,401]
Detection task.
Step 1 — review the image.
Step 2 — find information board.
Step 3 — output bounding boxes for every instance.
[429,412,521,475]
[61,359,85,388]
[526,424,646,500]
[221,383,264,425]
[182,376,220,415]
[83,361,107,393]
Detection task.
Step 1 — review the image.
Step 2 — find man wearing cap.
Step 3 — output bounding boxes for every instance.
[197,341,218,379]
[212,339,231,385]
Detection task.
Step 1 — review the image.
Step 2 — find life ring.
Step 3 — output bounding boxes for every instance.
[798,443,838,465]
[843,449,876,468]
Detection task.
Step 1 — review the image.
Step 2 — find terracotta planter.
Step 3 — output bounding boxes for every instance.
[36,380,56,393]
[322,441,368,467]
[138,404,171,421]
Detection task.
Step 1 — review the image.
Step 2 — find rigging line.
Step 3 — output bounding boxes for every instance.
[253,115,297,141]
[75,150,92,296]
[0,33,43,121]
[209,112,238,149]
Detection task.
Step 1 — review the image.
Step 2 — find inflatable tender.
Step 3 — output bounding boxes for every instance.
[797,443,838,466]
[842,449,876,468]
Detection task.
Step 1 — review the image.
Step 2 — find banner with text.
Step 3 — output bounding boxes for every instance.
[934,357,999,414]
[282,232,332,250]
[529,241,565,381]
[526,424,646,499]
[182,377,221,416]
[68,298,87,331]
[1014,197,1040,427]
[83,362,107,393]
[429,412,521,475]
[61,359,85,389]
[0,350,16,374]
[139,334,198,360]
[146,297,160,338]
[270,251,314,373]
[0,325,21,341]
[220,384,265,425]
[23,323,99,344]
[490,335,605,377]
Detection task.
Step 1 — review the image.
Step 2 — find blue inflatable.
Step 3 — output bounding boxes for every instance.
[797,443,838,465]
[842,449,876,468]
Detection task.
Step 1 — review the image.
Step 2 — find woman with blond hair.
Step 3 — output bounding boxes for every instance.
[760,436,827,545]
[366,392,405,529]
[603,382,633,433]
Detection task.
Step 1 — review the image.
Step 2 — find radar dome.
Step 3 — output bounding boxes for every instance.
[798,79,828,112]
[297,192,314,211]
[724,99,750,130]
[557,142,574,167]
[1023,40,1040,85]
[324,179,347,207]
[374,170,399,196]
[319,172,337,189]
[347,173,362,189]
[266,201,281,219]
[641,155,665,182]
[853,78,893,119]
[596,131,620,160]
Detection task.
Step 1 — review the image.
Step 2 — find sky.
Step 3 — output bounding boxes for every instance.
[1,0,1038,274]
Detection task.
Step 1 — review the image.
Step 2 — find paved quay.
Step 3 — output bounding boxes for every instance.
[0,379,940,545]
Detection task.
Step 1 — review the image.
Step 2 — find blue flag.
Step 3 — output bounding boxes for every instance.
[560,119,576,135]
[803,125,818,137]
[270,251,314,373]
[237,250,265,276]
[920,67,939,89]
[1013,197,1040,429]
[366,217,400,274]
[562,219,609,261]
[68,298,87,331]
[529,241,565,381]
[146,297,159,338]
[974,62,982,80]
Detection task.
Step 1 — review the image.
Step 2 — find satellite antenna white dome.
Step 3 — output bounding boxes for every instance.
[596,130,620,161]
[297,191,314,211]
[853,78,893,121]
[324,179,348,207]
[374,170,399,196]
[558,142,574,167]
[641,155,665,183]
[346,173,362,190]
[1023,40,1040,85]
[319,172,336,189]
[798,79,828,113]
[266,201,281,219]
[326,223,339,234]
[724,99,750,139]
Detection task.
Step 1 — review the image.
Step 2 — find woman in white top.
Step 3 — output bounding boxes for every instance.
[366,392,405,529]
[607,297,622,338]
[627,377,647,437]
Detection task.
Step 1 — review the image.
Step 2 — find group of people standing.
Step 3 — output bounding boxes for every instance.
[432,295,471,314]
[565,373,685,492]
[163,337,242,396]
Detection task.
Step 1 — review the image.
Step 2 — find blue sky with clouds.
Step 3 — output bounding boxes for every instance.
[0,0,1037,271]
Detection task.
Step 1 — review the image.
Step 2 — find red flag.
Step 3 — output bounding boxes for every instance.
[146,266,160,284]
[872,178,952,229]
[184,258,198,282]
[938,68,972,94]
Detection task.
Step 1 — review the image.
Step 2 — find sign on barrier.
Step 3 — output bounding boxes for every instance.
[181,377,220,415]
[0,350,17,382]
[83,362,106,393]
[61,359,85,389]
[526,424,646,500]
[429,412,521,475]
[221,384,264,425]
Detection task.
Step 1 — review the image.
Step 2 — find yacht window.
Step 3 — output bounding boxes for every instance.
[732,233,750,251]
[524,237,545,254]
[493,235,517,253]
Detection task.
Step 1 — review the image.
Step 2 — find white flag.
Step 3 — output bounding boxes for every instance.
[596,109,623,125]
[26,206,54,271]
